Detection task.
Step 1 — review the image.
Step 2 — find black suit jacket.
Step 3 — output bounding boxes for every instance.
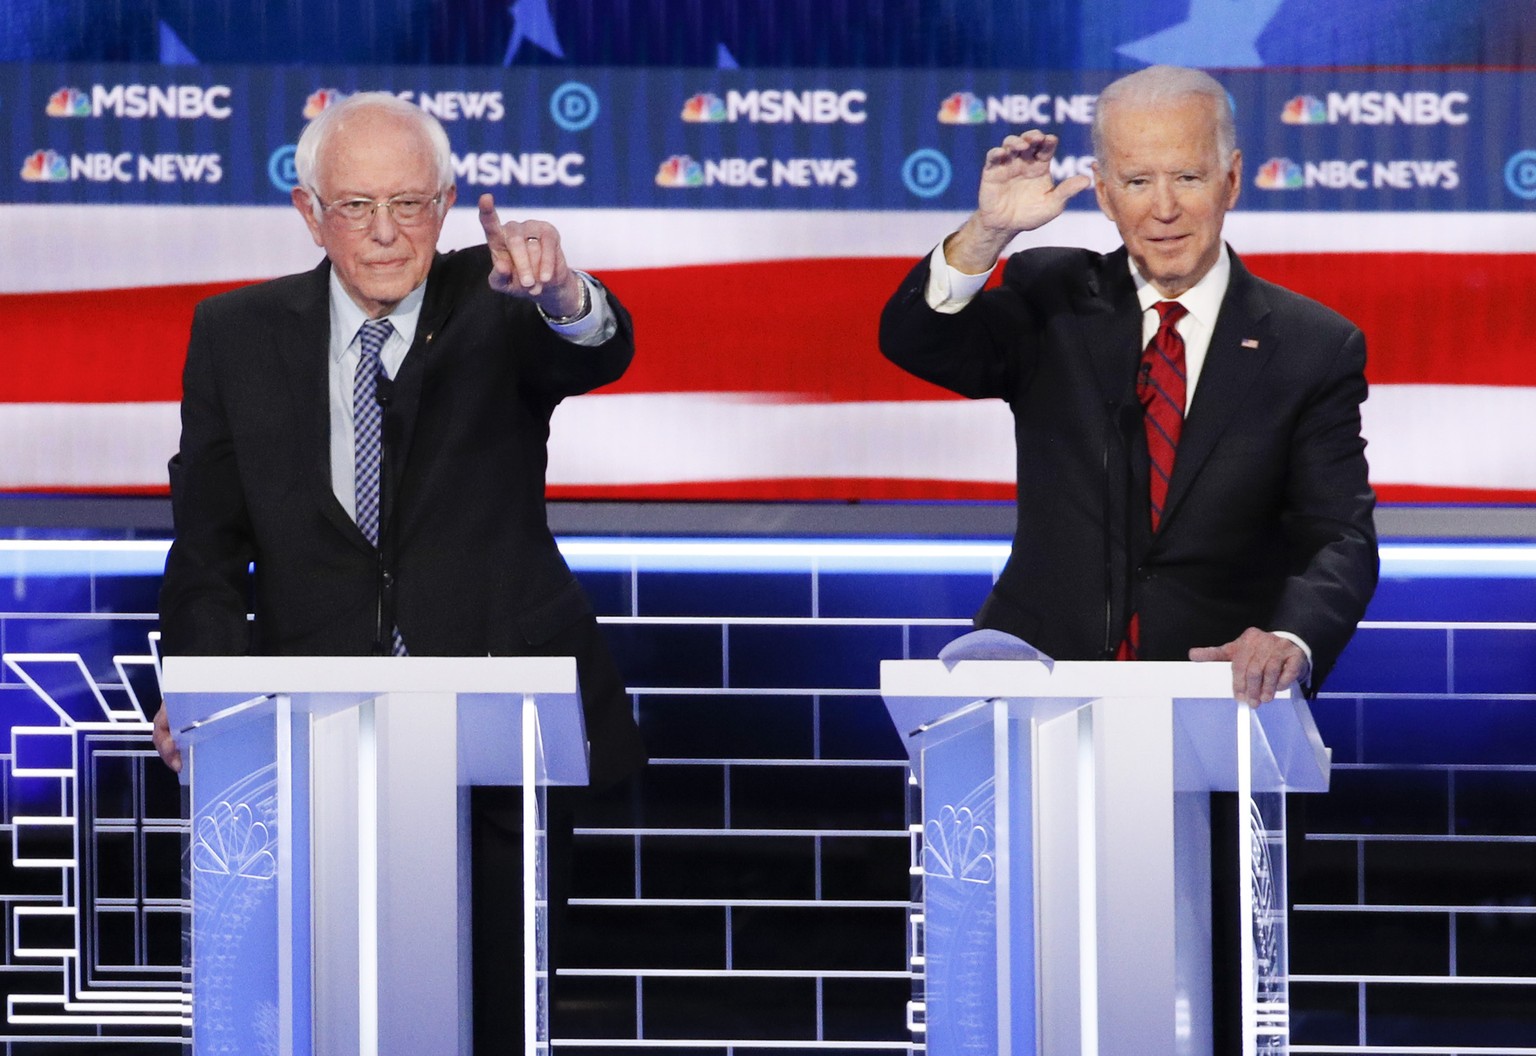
[159,244,646,785]
[880,244,1377,690]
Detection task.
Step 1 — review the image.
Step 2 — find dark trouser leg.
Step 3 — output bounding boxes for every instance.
[471,785,579,1055]
[1210,791,1242,1051]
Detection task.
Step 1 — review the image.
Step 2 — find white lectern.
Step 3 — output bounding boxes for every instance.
[160,655,590,1056]
[881,660,1330,1056]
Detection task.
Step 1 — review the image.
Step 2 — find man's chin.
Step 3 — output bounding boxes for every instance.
[1141,256,1201,296]
[355,282,414,311]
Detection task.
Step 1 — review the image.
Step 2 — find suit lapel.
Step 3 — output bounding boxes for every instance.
[1159,250,1275,531]
[382,253,459,539]
[1076,247,1143,409]
[279,260,376,549]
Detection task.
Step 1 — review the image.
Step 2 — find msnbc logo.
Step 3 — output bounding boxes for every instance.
[304,89,346,119]
[1255,159,1304,190]
[679,90,865,124]
[46,88,90,118]
[937,92,986,125]
[20,150,69,182]
[1284,91,1469,126]
[656,155,704,187]
[681,93,727,123]
[1280,96,1327,125]
[47,84,231,119]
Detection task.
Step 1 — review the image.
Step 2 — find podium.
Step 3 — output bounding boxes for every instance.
[881,660,1331,1056]
[160,655,590,1056]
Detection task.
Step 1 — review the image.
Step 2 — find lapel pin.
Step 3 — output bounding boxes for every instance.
[1241,338,1259,349]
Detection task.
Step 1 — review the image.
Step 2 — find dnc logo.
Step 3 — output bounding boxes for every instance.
[902,149,952,199]
[1280,96,1327,125]
[656,154,705,187]
[1255,158,1304,190]
[45,88,91,118]
[937,92,986,125]
[549,82,598,131]
[20,150,70,182]
[268,145,299,193]
[681,93,727,123]
[304,89,347,119]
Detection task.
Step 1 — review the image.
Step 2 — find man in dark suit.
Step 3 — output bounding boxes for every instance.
[881,65,1377,701]
[151,91,644,1049]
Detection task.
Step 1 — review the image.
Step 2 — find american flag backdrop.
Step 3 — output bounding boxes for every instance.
[1,1,1533,504]
[5,205,1534,503]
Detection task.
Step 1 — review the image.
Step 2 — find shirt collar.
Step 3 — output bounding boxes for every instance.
[1129,242,1231,328]
[327,271,427,362]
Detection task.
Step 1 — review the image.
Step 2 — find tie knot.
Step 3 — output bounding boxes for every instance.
[357,318,394,360]
[1154,300,1188,329]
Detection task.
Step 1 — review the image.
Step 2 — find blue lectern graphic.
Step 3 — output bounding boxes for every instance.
[882,659,1330,1056]
[161,655,591,1056]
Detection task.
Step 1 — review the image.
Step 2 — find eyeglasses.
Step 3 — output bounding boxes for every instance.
[313,191,444,230]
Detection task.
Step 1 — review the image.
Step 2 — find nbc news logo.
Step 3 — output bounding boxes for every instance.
[20,150,70,182]
[937,93,986,125]
[656,154,705,187]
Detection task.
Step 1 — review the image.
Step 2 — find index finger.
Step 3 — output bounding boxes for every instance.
[478,193,510,258]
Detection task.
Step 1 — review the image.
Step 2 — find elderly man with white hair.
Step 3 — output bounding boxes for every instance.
[154,90,646,1051]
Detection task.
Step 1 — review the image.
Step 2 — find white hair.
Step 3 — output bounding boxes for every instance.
[1091,65,1238,166]
[293,90,454,210]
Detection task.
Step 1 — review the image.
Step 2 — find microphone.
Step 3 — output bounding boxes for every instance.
[1102,399,1144,655]
[1102,401,1123,654]
[1119,400,1143,440]
[374,373,394,409]
[1137,361,1151,394]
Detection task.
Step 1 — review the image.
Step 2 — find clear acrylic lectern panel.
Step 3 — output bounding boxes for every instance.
[880,660,1330,1056]
[161,655,588,1056]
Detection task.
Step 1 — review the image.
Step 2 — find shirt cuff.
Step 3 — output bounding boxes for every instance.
[543,272,617,346]
[923,242,994,314]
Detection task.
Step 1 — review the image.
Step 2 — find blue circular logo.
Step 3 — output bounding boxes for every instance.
[1505,150,1536,201]
[902,149,952,199]
[267,144,299,193]
[550,82,600,132]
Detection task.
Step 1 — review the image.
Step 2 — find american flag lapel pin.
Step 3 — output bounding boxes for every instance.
[1241,338,1260,348]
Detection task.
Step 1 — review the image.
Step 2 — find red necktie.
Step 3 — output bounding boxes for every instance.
[1116,300,1188,660]
[1141,300,1188,532]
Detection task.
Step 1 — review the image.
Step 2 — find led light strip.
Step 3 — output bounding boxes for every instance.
[0,537,1534,575]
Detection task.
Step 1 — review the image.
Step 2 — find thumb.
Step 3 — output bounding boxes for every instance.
[1055,173,1093,200]
[1188,644,1230,662]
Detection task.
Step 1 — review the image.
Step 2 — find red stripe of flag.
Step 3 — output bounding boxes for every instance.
[4,253,1535,404]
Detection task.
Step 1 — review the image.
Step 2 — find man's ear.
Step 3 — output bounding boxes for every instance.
[292,187,325,248]
[1092,161,1114,220]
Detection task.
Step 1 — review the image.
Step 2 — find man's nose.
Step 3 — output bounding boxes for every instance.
[1152,179,1180,220]
[367,203,400,241]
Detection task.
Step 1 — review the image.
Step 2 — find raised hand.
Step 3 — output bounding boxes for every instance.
[945,131,1093,274]
[478,193,584,317]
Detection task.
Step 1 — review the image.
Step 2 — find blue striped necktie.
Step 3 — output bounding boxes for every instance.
[352,319,407,656]
[353,318,393,546]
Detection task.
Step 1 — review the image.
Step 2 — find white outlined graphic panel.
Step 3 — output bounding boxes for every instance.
[0,643,192,1044]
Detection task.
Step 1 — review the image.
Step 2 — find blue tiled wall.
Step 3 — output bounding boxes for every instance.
[1,529,1534,1054]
